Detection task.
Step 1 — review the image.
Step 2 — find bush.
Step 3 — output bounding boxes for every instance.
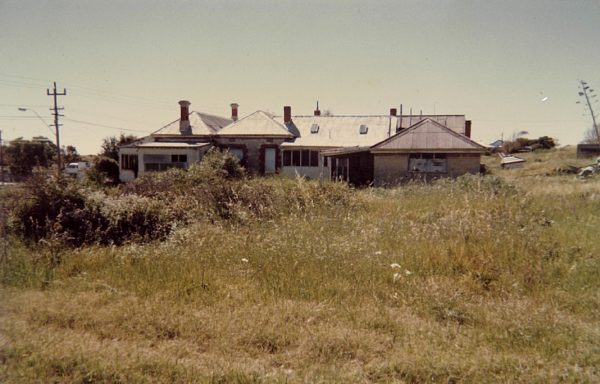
[9,177,174,246]
[88,157,120,186]
[9,151,355,246]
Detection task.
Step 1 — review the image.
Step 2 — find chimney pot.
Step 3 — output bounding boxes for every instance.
[284,106,292,123]
[390,108,397,116]
[179,100,191,134]
[230,103,239,121]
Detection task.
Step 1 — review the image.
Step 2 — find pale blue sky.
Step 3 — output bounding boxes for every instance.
[1,0,599,154]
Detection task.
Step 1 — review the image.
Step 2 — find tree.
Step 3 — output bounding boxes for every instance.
[63,145,81,163]
[88,157,120,185]
[100,134,137,161]
[582,126,600,144]
[5,140,56,179]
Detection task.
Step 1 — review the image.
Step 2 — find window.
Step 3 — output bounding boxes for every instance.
[143,154,169,163]
[143,153,187,172]
[409,153,447,173]
[121,154,137,171]
[292,150,301,166]
[359,124,368,134]
[282,149,322,168]
[310,151,319,167]
[310,124,319,133]
[301,150,310,166]
[226,148,244,161]
[323,155,328,167]
[283,150,291,166]
[171,154,187,163]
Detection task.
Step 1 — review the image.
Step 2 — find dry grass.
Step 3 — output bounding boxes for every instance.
[2,148,600,383]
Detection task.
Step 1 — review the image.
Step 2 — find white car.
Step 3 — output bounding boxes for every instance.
[64,162,91,177]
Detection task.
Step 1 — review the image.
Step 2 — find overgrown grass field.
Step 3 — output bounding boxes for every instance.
[1,149,599,383]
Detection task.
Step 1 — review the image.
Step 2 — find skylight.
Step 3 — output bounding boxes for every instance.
[310,124,320,133]
[359,124,368,134]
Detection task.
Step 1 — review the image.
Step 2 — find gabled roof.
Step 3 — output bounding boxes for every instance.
[371,118,486,153]
[152,111,232,136]
[216,110,293,137]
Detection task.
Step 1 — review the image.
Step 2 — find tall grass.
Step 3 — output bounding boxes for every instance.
[2,149,600,382]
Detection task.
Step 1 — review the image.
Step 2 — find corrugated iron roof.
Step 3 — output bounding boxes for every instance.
[372,118,486,152]
[275,115,466,148]
[217,110,293,137]
[499,153,526,165]
[152,111,231,136]
[277,116,395,148]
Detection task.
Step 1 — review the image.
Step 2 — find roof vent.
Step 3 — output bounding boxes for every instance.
[310,124,320,133]
[359,124,368,134]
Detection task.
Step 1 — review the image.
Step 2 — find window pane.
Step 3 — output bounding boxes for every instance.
[143,154,169,163]
[228,148,244,160]
[301,150,309,166]
[292,150,300,166]
[283,150,291,166]
[310,150,319,167]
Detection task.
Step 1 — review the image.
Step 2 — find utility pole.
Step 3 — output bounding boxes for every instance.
[577,80,599,144]
[47,82,67,176]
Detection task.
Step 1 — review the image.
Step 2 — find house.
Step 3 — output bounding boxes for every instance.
[119,101,485,185]
[322,118,486,185]
[119,101,231,182]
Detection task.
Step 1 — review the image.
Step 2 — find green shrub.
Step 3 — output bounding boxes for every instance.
[9,177,174,246]
[88,157,120,186]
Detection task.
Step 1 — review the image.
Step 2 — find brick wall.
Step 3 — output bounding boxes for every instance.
[447,154,481,177]
[373,154,409,186]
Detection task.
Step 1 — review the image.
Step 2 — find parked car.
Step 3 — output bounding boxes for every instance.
[64,162,91,178]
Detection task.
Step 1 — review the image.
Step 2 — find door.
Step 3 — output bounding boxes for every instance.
[264,148,276,174]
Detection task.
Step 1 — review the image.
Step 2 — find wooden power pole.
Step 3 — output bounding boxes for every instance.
[47,82,67,176]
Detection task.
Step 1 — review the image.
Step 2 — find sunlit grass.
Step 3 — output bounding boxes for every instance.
[2,148,600,382]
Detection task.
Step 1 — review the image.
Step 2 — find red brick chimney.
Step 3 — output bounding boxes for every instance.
[465,120,472,138]
[179,100,191,133]
[314,101,321,116]
[284,106,292,124]
[230,103,239,121]
[390,108,397,116]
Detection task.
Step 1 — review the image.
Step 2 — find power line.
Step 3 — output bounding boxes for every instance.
[0,71,172,109]
[63,118,151,133]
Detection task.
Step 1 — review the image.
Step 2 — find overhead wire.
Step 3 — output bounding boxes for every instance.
[62,118,151,133]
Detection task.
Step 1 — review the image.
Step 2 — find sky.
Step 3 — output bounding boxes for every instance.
[1,0,599,155]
